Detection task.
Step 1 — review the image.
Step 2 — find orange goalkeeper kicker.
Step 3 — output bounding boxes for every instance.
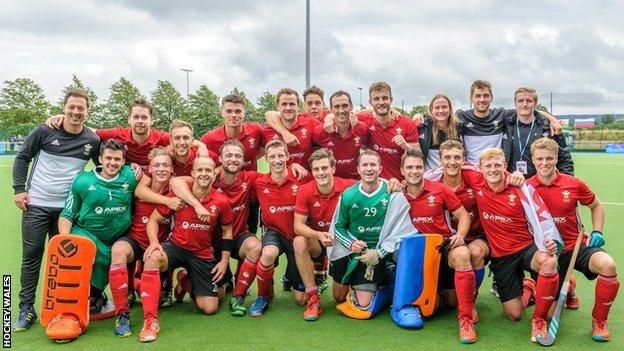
[40,234,96,333]
[411,234,444,317]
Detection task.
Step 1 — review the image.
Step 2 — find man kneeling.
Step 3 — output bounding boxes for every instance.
[140,157,233,342]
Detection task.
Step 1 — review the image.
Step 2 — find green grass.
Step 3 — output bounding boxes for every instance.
[2,154,624,350]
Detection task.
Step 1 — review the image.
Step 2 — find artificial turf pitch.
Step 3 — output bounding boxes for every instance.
[1,153,623,350]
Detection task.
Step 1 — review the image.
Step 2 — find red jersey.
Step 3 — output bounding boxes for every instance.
[405,180,462,237]
[527,172,596,253]
[356,112,419,180]
[156,183,233,259]
[463,170,534,258]
[199,123,263,171]
[294,177,357,232]
[128,188,172,250]
[312,122,368,179]
[172,146,218,176]
[253,171,302,240]
[437,177,485,241]
[97,128,170,167]
[262,117,321,175]
[212,170,260,238]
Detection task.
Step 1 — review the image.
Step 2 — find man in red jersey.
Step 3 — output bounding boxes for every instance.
[199,93,263,236]
[400,149,476,344]
[527,138,619,342]
[293,148,357,321]
[434,140,490,323]
[248,139,305,317]
[462,147,559,343]
[265,85,330,147]
[46,98,209,167]
[324,82,420,180]
[108,147,176,337]
[168,140,263,316]
[139,156,234,342]
[261,88,321,181]
[312,91,368,179]
[200,94,263,172]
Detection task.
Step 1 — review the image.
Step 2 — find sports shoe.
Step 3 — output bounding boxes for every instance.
[592,319,610,342]
[114,312,132,337]
[229,296,246,317]
[471,307,480,324]
[523,277,536,306]
[280,275,292,291]
[490,280,500,299]
[160,289,173,308]
[459,317,477,344]
[303,294,322,321]
[249,296,270,317]
[127,290,137,307]
[13,306,37,332]
[174,270,188,303]
[566,276,580,309]
[90,292,116,320]
[531,317,547,342]
[139,317,160,342]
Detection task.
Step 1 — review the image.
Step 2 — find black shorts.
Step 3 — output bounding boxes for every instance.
[116,236,144,261]
[329,255,390,287]
[438,248,455,291]
[558,244,605,281]
[162,241,219,297]
[232,231,258,261]
[262,228,316,292]
[489,244,538,303]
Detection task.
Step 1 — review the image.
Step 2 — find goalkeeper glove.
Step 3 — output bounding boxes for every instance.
[586,231,605,248]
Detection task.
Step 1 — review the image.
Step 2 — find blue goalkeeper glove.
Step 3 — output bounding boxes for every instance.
[586,231,605,248]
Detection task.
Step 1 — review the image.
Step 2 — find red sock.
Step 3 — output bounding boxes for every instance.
[454,268,476,320]
[256,262,274,299]
[593,275,620,321]
[140,269,161,320]
[179,270,191,293]
[232,259,258,297]
[533,272,559,320]
[109,264,129,315]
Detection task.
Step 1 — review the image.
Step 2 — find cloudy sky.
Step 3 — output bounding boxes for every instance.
[1,0,623,115]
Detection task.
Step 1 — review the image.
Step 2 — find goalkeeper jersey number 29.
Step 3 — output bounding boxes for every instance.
[332,180,391,250]
[60,165,138,244]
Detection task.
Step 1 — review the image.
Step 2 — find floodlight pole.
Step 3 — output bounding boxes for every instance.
[181,68,193,98]
[358,87,363,109]
[306,0,311,88]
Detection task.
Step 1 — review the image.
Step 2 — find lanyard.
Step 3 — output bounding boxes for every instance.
[516,118,535,157]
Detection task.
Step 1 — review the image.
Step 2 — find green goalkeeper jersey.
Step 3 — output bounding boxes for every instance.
[60,165,138,244]
[332,179,392,252]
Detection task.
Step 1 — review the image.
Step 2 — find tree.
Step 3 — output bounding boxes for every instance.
[255,91,276,125]
[409,105,428,117]
[151,80,186,131]
[601,113,615,125]
[186,84,221,137]
[57,74,102,125]
[536,104,550,113]
[101,77,142,128]
[0,78,51,139]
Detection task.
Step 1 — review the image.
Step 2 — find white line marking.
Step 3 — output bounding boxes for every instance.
[603,202,624,206]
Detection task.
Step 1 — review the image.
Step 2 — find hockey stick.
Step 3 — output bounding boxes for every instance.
[536,220,585,346]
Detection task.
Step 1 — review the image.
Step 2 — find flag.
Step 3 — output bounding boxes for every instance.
[515,184,564,255]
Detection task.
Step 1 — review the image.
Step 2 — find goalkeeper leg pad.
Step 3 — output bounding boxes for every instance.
[40,234,96,341]
[336,284,394,320]
[392,233,443,328]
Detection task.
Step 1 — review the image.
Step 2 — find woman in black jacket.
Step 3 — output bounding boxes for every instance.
[418,94,463,170]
